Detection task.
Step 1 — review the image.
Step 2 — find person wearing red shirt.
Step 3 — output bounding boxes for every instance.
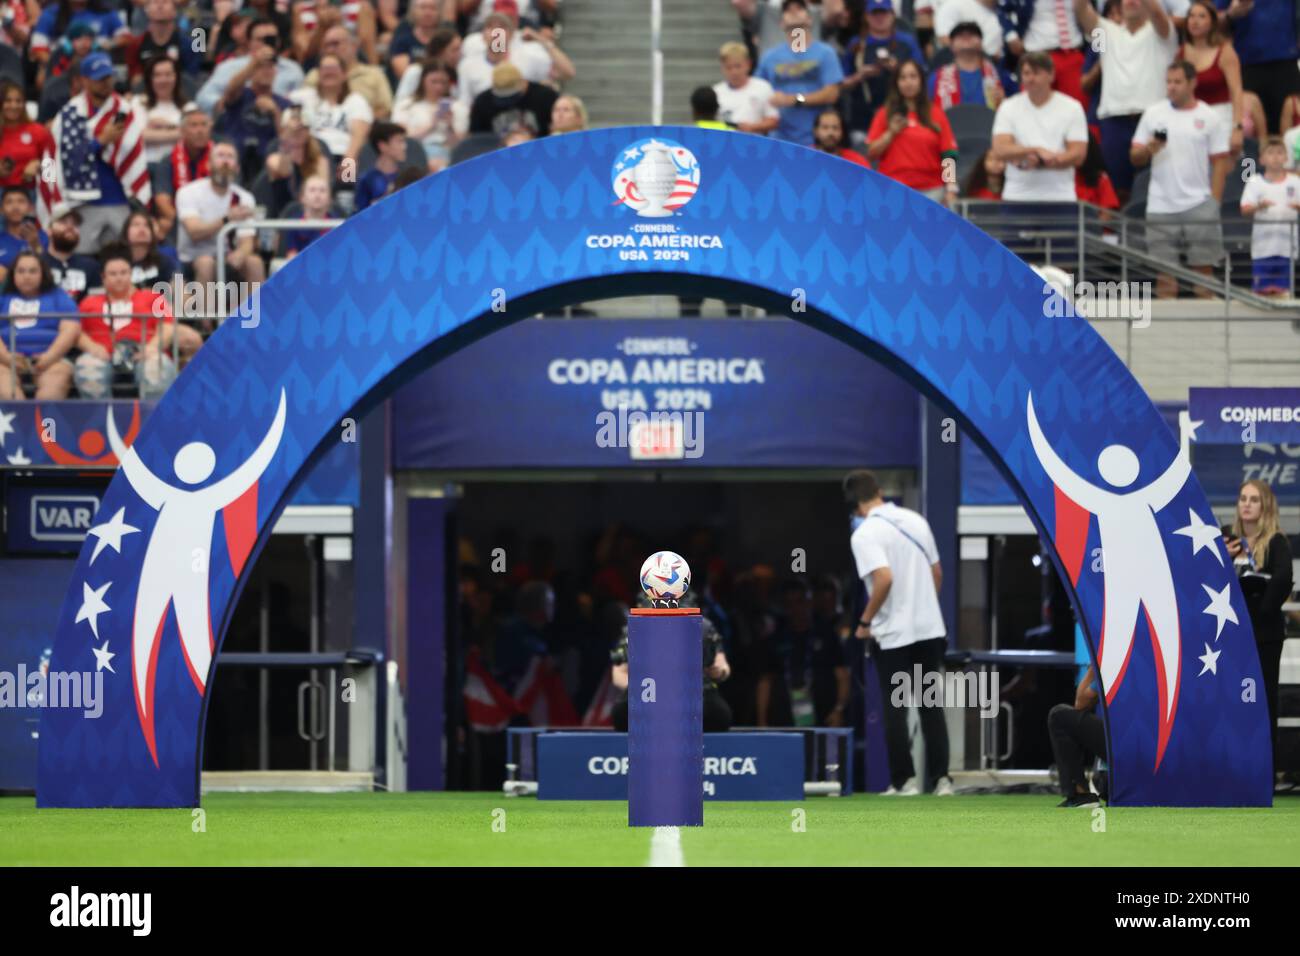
[866,60,960,204]
[0,80,55,191]
[963,148,1006,199]
[74,247,196,398]
[1075,134,1120,209]
[813,109,871,167]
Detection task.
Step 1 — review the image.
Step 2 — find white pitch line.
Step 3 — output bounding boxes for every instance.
[648,826,685,867]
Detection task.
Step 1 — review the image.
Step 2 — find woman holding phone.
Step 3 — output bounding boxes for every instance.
[866,59,959,205]
[1222,479,1294,766]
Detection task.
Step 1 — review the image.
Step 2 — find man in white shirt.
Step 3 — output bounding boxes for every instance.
[175,140,265,286]
[1131,60,1232,298]
[1003,0,1086,104]
[713,41,780,134]
[456,11,568,107]
[844,470,953,797]
[992,52,1088,201]
[1075,0,1176,200]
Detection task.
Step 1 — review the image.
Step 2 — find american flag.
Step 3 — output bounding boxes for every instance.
[37,92,152,228]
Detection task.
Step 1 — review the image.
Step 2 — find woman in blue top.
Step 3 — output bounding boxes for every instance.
[0,250,80,399]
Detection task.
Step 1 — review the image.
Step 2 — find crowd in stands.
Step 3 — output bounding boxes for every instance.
[0,0,579,400]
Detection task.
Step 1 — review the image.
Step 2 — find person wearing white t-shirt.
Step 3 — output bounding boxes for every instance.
[289,54,374,165]
[1131,60,1232,298]
[991,52,1088,201]
[713,41,779,134]
[1075,0,1177,200]
[844,470,953,797]
[456,13,562,108]
[1240,137,1300,295]
[175,140,265,287]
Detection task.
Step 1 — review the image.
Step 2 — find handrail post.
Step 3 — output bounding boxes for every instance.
[651,0,663,125]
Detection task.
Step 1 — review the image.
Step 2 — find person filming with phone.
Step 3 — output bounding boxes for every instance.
[1222,479,1294,770]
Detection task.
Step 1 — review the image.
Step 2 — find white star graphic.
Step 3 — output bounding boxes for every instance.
[623,146,641,161]
[1197,642,1221,676]
[1173,508,1224,566]
[91,640,116,674]
[0,408,14,447]
[5,447,30,465]
[74,580,112,640]
[86,507,140,564]
[1201,582,1238,641]
[1179,410,1203,443]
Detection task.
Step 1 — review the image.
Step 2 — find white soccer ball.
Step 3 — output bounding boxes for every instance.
[639,551,691,602]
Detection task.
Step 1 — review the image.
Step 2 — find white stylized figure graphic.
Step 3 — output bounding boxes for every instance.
[1026,393,1195,767]
[106,390,286,764]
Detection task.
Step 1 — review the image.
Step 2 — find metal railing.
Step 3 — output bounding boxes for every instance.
[216,218,345,291]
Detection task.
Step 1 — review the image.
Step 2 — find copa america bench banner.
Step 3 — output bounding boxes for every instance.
[536,733,803,801]
[37,126,1269,808]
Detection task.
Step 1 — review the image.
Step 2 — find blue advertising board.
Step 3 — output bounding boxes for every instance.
[5,483,103,554]
[1187,388,1300,445]
[537,732,805,801]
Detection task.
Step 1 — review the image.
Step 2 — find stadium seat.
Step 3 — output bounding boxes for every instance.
[1125,167,1149,216]
[0,45,22,87]
[1221,156,1249,208]
[450,133,501,166]
[945,104,995,145]
[38,73,71,123]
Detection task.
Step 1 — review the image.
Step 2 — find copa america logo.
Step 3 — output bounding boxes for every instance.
[611,138,701,217]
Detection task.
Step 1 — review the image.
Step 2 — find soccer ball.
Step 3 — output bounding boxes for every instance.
[639,551,691,602]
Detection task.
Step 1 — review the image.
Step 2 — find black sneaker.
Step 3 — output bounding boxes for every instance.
[1058,793,1102,809]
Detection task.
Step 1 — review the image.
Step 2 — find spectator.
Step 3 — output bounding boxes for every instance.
[120,208,181,295]
[764,577,852,727]
[1047,664,1105,807]
[934,0,1005,58]
[264,109,333,213]
[0,80,55,191]
[0,251,80,400]
[38,53,153,252]
[1131,60,1231,298]
[42,204,102,302]
[0,186,47,280]
[997,0,1087,104]
[196,17,305,115]
[354,121,406,212]
[713,41,780,135]
[813,107,869,166]
[468,62,557,138]
[208,9,251,67]
[74,246,184,399]
[733,0,844,58]
[1215,0,1299,134]
[215,58,292,181]
[126,0,202,83]
[844,468,954,796]
[291,0,380,68]
[290,52,374,169]
[755,0,845,146]
[133,56,190,166]
[391,32,468,106]
[151,104,212,240]
[0,0,38,52]
[1282,92,1300,135]
[1178,0,1244,154]
[691,86,729,130]
[305,25,394,120]
[456,12,570,107]
[929,21,1013,111]
[964,146,1007,196]
[842,0,925,134]
[991,52,1089,201]
[43,20,97,82]
[393,62,467,171]
[282,175,338,259]
[1075,0,1176,200]
[550,94,588,135]
[460,2,573,77]
[1222,479,1294,763]
[1239,137,1300,295]
[1075,133,1121,207]
[175,139,266,286]
[30,0,131,70]
[868,60,961,203]
[389,0,451,82]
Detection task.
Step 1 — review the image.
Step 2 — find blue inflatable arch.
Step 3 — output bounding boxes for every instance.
[38,127,1271,808]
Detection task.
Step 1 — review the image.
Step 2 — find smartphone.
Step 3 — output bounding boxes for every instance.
[114,111,128,125]
[876,47,890,60]
[1153,129,1167,142]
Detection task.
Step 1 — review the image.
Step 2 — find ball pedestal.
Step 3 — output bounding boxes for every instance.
[628,607,703,827]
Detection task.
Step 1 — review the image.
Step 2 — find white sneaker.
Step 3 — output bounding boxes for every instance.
[883,778,920,796]
[933,777,956,796]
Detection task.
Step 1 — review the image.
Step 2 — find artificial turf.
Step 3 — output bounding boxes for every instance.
[2,792,1297,866]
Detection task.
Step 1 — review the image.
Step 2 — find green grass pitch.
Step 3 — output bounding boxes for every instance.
[3,793,1298,866]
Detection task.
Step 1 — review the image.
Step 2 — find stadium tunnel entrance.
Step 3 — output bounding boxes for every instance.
[36,128,1271,809]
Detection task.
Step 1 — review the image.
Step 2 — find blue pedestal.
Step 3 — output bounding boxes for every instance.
[628,608,703,827]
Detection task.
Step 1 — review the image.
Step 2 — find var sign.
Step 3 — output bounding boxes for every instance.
[31,495,101,542]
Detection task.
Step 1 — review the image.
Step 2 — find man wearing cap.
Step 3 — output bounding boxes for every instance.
[37,52,152,254]
[29,0,132,68]
[469,62,558,138]
[755,0,845,145]
[934,0,1005,59]
[41,204,103,303]
[841,0,926,134]
[930,21,1016,110]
